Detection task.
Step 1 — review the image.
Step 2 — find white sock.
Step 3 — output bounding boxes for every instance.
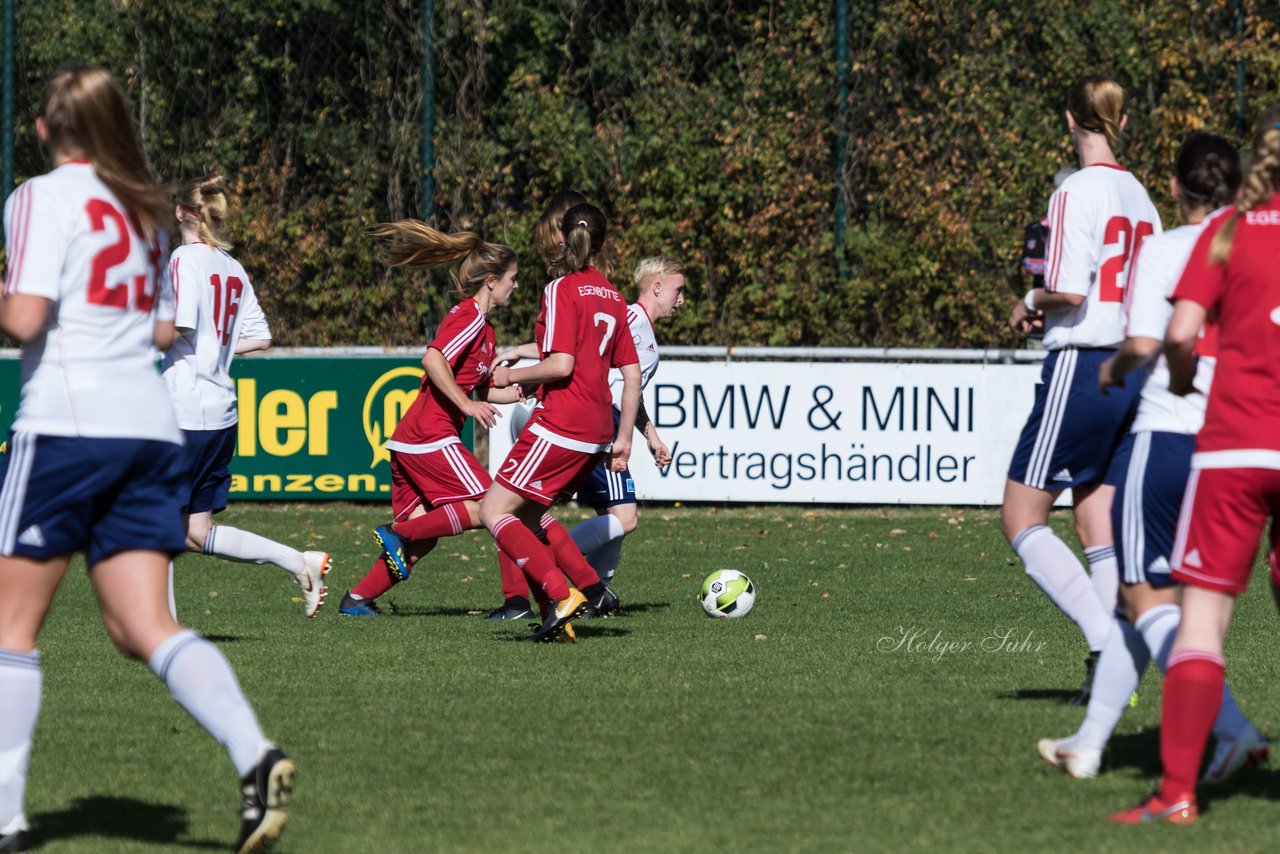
[586,538,624,582]
[1074,617,1148,753]
[1084,545,1118,614]
[0,648,41,834]
[1012,525,1111,650]
[1135,602,1252,742]
[148,630,272,777]
[1137,603,1180,672]
[570,515,625,554]
[205,525,303,575]
[167,560,178,621]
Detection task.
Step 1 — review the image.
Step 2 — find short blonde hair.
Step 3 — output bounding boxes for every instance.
[632,255,684,290]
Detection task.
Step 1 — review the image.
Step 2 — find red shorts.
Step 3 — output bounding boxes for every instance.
[494,424,606,506]
[389,441,490,520]
[1171,466,1280,595]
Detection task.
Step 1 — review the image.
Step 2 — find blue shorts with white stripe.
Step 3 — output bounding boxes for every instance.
[1007,347,1141,491]
[1110,430,1194,588]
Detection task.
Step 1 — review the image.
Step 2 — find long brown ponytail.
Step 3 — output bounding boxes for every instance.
[39,65,169,241]
[371,220,516,298]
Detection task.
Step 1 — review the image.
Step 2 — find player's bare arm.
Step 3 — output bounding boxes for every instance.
[611,362,641,472]
[152,319,178,351]
[1099,336,1160,391]
[235,337,272,355]
[0,293,51,344]
[1164,298,1207,396]
[497,352,574,388]
[424,347,501,428]
[494,341,540,365]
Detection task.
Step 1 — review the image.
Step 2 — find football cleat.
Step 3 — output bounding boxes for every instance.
[583,584,620,619]
[1108,791,1198,825]
[484,599,534,621]
[557,623,577,643]
[1037,736,1101,779]
[373,525,411,581]
[338,592,384,617]
[1065,650,1101,706]
[0,827,30,853]
[297,551,330,619]
[235,747,295,853]
[531,588,588,643]
[1202,725,1269,784]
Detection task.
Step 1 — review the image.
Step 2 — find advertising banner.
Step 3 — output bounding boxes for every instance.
[488,360,1047,506]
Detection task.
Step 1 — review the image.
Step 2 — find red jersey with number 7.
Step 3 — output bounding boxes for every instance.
[529,267,639,446]
[1172,191,1280,461]
[1042,163,1161,350]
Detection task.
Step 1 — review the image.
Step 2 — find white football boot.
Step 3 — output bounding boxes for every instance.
[1037,736,1101,779]
[297,551,331,619]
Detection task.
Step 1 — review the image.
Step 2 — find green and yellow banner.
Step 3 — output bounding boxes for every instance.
[0,355,460,500]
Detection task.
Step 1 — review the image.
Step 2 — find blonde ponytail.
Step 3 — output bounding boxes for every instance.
[1209,108,1280,266]
[178,175,232,250]
[371,220,516,298]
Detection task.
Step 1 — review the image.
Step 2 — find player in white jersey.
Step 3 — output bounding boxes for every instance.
[569,256,684,597]
[1003,76,1161,706]
[1038,133,1266,781]
[0,66,292,854]
[161,176,330,618]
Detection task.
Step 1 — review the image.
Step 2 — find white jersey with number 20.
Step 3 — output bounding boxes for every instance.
[2,161,178,442]
[161,244,271,430]
[1042,164,1162,350]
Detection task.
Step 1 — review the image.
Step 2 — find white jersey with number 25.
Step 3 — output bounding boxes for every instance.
[2,161,178,442]
[161,244,271,430]
[1042,164,1162,350]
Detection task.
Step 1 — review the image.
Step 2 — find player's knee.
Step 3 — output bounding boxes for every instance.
[615,510,639,535]
[460,500,482,529]
[186,519,212,552]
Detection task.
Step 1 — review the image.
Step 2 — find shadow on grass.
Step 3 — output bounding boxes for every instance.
[1104,729,1163,777]
[994,688,1077,702]
[200,634,256,644]
[34,796,223,849]
[387,605,482,618]
[614,600,670,614]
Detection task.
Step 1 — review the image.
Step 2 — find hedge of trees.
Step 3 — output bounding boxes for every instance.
[4,0,1277,348]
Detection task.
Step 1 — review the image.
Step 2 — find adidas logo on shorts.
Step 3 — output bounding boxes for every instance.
[1183,549,1202,568]
[17,525,46,548]
[1052,468,1073,482]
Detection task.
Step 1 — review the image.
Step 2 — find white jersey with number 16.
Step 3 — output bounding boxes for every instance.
[161,244,271,430]
[2,161,178,442]
[1043,164,1162,350]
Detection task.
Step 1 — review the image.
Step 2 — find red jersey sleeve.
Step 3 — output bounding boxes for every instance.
[429,298,485,371]
[541,279,581,356]
[1172,211,1230,313]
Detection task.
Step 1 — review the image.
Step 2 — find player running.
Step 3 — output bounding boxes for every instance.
[484,255,683,618]
[1038,133,1265,780]
[337,223,522,616]
[1004,75,1161,705]
[1111,105,1280,826]
[478,203,642,642]
[162,175,331,618]
[0,65,293,854]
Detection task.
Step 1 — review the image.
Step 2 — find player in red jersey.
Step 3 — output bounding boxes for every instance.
[338,223,521,616]
[478,203,642,642]
[0,66,292,853]
[1111,105,1280,826]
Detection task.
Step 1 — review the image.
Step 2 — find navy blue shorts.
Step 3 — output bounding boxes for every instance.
[179,426,237,515]
[1007,348,1142,490]
[1112,430,1195,589]
[576,406,637,510]
[0,432,188,566]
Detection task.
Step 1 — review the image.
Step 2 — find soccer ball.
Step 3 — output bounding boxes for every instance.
[700,569,756,618]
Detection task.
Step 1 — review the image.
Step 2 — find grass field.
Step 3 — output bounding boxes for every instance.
[23,502,1280,852]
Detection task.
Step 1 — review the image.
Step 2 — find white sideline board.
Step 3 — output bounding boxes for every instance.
[488,360,1077,506]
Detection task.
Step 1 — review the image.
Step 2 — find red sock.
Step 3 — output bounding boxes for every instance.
[394,502,474,542]
[1160,649,1225,801]
[540,514,599,590]
[491,515,568,601]
[528,576,552,618]
[498,548,531,600]
[351,555,399,600]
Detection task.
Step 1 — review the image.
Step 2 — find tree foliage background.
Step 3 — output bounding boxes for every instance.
[3,0,1278,348]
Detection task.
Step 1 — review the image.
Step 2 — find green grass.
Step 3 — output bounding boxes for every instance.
[23,503,1280,852]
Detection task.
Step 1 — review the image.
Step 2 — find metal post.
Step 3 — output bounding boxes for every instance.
[834,0,849,276]
[420,0,435,223]
[1234,0,1246,135]
[2,0,15,211]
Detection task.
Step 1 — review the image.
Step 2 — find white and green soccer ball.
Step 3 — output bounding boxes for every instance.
[700,569,756,618]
